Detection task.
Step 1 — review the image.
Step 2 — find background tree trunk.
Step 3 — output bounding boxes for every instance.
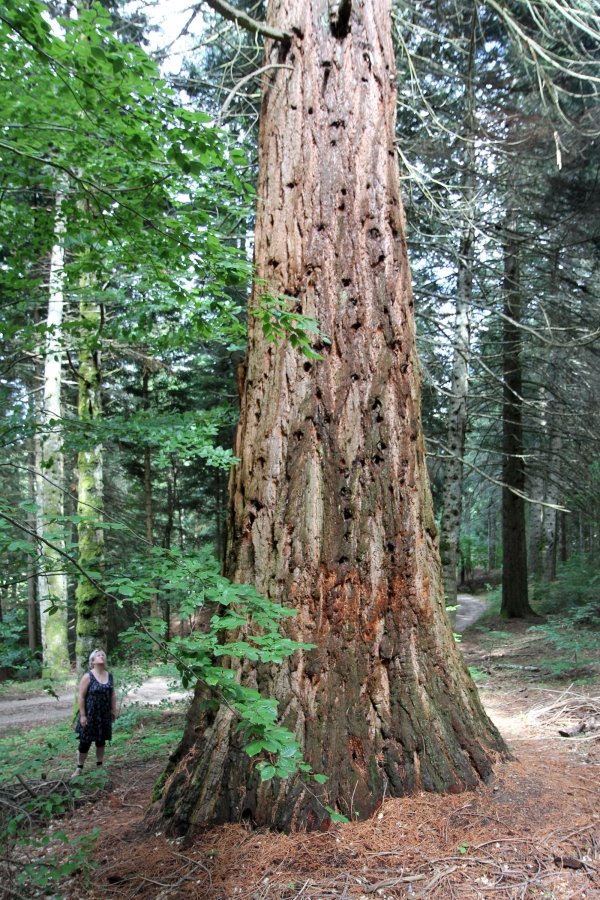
[142,370,161,621]
[527,476,544,580]
[501,210,533,617]
[559,510,568,563]
[39,200,70,676]
[27,444,37,654]
[440,206,473,615]
[487,497,496,572]
[74,298,107,675]
[440,13,476,619]
[161,0,505,834]
[540,349,564,584]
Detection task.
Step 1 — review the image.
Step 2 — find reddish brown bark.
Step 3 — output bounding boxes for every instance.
[161,0,505,833]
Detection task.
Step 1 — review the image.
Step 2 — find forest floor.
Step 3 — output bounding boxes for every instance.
[2,599,600,900]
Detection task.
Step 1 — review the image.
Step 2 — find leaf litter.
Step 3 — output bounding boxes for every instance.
[53,708,600,900]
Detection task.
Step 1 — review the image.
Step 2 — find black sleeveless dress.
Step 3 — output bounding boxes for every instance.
[75,671,114,744]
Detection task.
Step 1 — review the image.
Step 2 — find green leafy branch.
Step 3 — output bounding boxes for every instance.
[253,293,331,360]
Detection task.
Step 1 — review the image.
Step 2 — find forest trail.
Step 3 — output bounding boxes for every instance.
[0,676,191,731]
[455,593,488,632]
[0,596,490,731]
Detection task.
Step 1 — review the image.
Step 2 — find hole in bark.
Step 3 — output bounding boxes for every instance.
[341,187,347,195]
[366,182,371,188]
[330,0,352,39]
[343,508,353,520]
[316,388,322,399]
[257,456,266,467]
[317,223,325,231]
[386,541,395,552]
[241,809,254,825]
[351,373,359,381]
[287,182,297,188]
[383,306,389,314]
[376,413,384,423]
[331,139,337,146]
[339,458,346,467]
[291,104,297,110]
[351,321,361,330]
[372,399,382,410]
[294,430,303,441]
[377,441,387,451]
[373,253,385,266]
[342,277,351,286]
[349,297,357,306]
[338,556,349,565]
[308,106,314,114]
[322,68,330,93]
[268,258,280,268]
[304,361,312,372]
[368,227,380,239]
[374,454,384,465]
[338,200,345,210]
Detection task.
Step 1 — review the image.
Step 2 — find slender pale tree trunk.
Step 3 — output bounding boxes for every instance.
[440,13,476,617]
[39,198,70,676]
[559,511,568,563]
[527,475,544,580]
[501,209,532,617]
[27,445,38,654]
[161,0,505,834]
[487,497,496,571]
[541,345,564,584]
[74,297,106,675]
[142,370,161,621]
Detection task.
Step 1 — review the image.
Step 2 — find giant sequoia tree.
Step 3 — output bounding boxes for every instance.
[160,0,505,832]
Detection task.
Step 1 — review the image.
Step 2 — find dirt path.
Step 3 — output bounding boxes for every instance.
[455,592,488,632]
[0,677,191,731]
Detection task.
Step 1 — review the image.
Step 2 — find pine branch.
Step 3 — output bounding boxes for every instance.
[196,0,292,43]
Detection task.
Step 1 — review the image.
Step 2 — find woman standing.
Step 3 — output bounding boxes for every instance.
[73,648,116,777]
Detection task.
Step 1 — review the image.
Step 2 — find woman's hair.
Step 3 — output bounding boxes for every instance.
[89,648,107,668]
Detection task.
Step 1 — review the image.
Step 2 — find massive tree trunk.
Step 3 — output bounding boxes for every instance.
[161,0,505,833]
[39,202,70,676]
[500,211,533,617]
[74,298,107,675]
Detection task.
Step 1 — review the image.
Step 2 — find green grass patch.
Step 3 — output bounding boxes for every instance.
[0,704,186,784]
[468,666,490,682]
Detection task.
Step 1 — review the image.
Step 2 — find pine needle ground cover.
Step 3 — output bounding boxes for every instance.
[1,630,599,900]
